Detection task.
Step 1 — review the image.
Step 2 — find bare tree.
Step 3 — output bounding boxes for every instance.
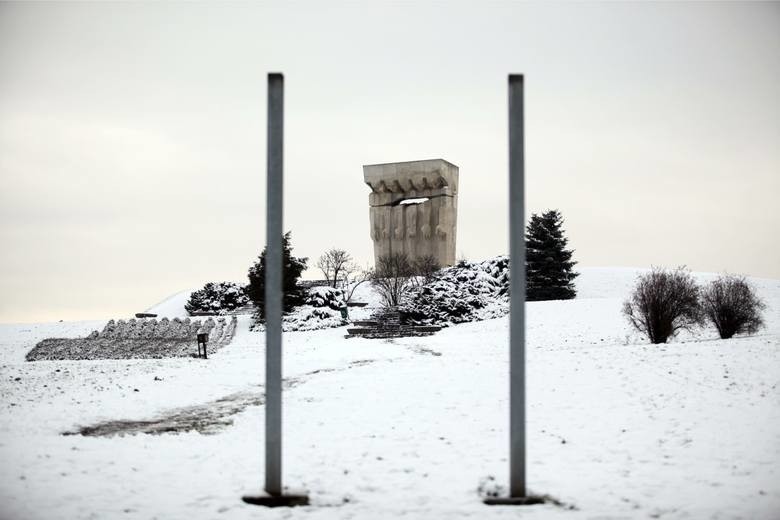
[412,255,441,286]
[623,267,703,344]
[317,248,355,288]
[701,275,765,339]
[371,253,416,307]
[343,266,372,304]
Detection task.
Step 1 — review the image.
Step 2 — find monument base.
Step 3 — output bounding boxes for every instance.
[242,492,309,507]
[483,494,547,506]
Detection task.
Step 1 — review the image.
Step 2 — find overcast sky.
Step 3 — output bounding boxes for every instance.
[1,1,778,323]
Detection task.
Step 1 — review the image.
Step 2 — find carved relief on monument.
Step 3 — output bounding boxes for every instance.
[363,159,459,266]
[405,203,417,238]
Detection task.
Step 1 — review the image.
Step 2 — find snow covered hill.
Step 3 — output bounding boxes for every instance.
[0,267,778,519]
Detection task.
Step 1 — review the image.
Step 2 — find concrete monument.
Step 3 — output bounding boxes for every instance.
[363,159,458,266]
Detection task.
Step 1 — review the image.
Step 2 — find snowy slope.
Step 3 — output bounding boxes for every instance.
[576,266,780,300]
[143,280,383,320]
[1,268,778,519]
[144,288,199,318]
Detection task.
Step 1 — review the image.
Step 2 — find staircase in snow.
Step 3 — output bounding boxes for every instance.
[346,307,441,339]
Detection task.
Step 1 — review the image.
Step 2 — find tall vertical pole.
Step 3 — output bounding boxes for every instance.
[243,73,307,508]
[508,74,526,498]
[265,72,284,497]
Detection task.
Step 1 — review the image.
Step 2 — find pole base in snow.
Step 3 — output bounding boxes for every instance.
[242,493,309,507]
[484,495,546,506]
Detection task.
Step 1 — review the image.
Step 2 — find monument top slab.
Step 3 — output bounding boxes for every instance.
[363,159,459,197]
[363,158,458,169]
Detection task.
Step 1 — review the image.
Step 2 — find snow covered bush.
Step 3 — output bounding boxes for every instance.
[281,306,346,331]
[400,256,510,326]
[185,282,249,315]
[250,305,347,332]
[306,286,346,310]
[701,275,766,339]
[623,267,703,344]
[249,285,348,332]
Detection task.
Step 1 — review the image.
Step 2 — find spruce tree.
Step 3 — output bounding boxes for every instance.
[525,210,578,301]
[247,231,308,317]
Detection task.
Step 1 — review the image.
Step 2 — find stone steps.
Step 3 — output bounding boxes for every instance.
[352,320,379,327]
[346,307,441,339]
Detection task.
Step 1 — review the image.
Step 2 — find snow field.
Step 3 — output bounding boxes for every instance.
[0,268,778,519]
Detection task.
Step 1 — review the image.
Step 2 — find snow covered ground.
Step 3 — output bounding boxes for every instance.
[1,268,779,519]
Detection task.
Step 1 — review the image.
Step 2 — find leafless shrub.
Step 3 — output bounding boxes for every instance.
[343,266,372,304]
[317,248,356,288]
[701,275,765,339]
[371,253,415,307]
[623,267,703,344]
[412,255,441,285]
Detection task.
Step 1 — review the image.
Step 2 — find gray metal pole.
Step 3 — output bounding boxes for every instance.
[265,72,284,496]
[508,73,526,498]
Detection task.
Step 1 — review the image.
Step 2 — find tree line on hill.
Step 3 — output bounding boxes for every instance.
[185,209,766,344]
[185,209,580,318]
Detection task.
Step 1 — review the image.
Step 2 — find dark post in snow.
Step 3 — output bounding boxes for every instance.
[264,71,284,497]
[485,74,543,506]
[508,73,527,499]
[243,73,308,508]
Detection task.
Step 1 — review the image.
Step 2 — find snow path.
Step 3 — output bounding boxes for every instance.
[65,359,382,437]
[1,271,779,519]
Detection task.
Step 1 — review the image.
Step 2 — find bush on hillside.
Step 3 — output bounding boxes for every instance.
[185,282,249,315]
[306,286,347,310]
[623,267,703,344]
[249,285,349,332]
[400,256,510,325]
[282,306,347,331]
[701,275,765,339]
[247,231,308,318]
[412,255,441,285]
[525,209,578,300]
[371,253,447,309]
[371,253,417,308]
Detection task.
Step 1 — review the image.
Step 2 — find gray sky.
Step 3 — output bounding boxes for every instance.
[1,1,778,323]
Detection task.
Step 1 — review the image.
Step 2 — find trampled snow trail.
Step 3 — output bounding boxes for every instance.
[1,268,779,519]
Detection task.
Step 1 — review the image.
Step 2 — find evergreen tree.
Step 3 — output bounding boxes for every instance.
[247,231,308,317]
[525,209,578,301]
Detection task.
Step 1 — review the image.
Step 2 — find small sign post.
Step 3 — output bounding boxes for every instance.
[196,332,208,359]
